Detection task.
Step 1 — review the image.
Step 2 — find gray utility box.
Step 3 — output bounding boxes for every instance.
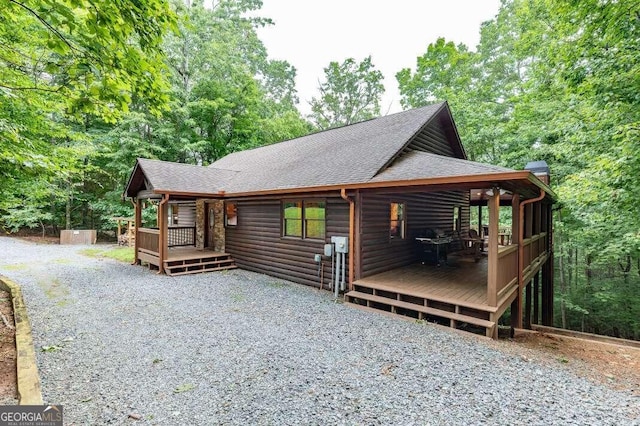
[331,236,349,253]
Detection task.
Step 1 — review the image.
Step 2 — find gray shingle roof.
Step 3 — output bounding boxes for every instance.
[209,103,446,192]
[126,102,524,197]
[370,151,512,183]
[136,158,238,195]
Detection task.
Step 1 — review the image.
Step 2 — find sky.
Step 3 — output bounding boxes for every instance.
[254,0,502,116]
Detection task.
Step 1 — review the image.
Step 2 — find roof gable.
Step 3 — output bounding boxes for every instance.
[209,102,463,193]
[124,158,238,198]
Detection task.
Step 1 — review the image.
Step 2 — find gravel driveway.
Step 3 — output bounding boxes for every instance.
[0,237,637,425]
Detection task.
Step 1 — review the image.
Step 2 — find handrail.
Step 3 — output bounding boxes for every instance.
[498,244,518,258]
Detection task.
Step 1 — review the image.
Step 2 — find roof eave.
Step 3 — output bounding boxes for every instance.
[219,171,555,199]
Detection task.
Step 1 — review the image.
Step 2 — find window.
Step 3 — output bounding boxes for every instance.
[283,200,326,239]
[453,206,461,232]
[169,204,179,226]
[304,201,326,239]
[225,202,237,226]
[390,202,406,239]
[283,201,303,237]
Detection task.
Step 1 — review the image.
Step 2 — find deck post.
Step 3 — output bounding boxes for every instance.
[487,188,500,307]
[353,190,362,282]
[541,204,554,326]
[134,199,142,265]
[510,194,522,328]
[158,195,169,274]
[524,281,532,328]
[533,272,540,325]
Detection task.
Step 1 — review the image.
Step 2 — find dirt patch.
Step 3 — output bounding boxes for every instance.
[16,236,60,245]
[0,289,17,403]
[492,330,640,396]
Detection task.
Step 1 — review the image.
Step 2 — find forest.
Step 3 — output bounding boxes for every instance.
[1,0,638,339]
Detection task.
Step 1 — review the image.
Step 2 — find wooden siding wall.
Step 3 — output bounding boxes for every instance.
[404,119,455,157]
[225,196,350,288]
[176,203,196,227]
[360,191,470,278]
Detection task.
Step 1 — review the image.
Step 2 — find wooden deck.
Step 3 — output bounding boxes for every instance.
[346,255,518,338]
[138,247,236,276]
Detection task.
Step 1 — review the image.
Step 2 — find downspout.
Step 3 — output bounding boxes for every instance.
[158,194,170,274]
[518,189,546,293]
[340,189,355,290]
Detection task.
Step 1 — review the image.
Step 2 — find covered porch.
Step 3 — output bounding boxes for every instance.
[348,233,550,337]
[344,169,554,338]
[137,229,235,276]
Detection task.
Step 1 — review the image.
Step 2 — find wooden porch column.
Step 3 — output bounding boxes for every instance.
[541,203,554,326]
[510,194,522,330]
[158,195,169,274]
[478,205,483,237]
[525,203,533,238]
[134,198,142,265]
[353,190,362,282]
[487,188,500,307]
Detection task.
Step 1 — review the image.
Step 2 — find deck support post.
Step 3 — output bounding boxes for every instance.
[524,281,532,329]
[487,188,500,307]
[533,272,540,325]
[134,198,142,265]
[511,194,522,329]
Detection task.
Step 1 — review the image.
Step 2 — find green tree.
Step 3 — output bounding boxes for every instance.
[309,56,385,130]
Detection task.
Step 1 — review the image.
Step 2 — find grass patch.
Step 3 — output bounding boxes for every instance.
[1,263,28,271]
[79,247,134,263]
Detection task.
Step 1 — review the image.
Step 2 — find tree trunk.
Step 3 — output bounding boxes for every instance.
[66,181,72,231]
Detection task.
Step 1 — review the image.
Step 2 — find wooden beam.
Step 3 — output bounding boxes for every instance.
[487,188,500,307]
[134,199,142,265]
[525,203,533,238]
[353,190,362,281]
[511,194,522,328]
[533,272,540,325]
[524,282,532,329]
[158,195,169,274]
[511,194,520,245]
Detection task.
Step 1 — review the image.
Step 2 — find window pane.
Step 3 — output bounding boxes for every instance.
[453,206,460,231]
[390,202,405,239]
[225,203,237,226]
[283,201,302,237]
[304,201,325,239]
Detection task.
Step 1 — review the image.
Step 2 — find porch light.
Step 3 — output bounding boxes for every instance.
[485,188,508,197]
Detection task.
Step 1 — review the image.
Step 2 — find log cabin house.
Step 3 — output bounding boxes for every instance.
[124,102,555,338]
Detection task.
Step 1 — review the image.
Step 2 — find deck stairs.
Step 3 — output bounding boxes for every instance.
[345,282,497,337]
[164,252,237,276]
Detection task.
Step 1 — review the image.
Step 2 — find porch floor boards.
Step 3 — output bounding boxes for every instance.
[354,257,489,308]
[346,256,502,338]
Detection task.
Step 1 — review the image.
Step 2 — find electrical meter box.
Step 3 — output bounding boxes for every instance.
[331,236,349,253]
[324,244,333,257]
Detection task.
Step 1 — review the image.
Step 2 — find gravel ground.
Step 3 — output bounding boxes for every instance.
[0,236,638,425]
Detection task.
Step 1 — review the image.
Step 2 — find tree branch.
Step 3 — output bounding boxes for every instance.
[8,0,79,54]
[0,83,62,93]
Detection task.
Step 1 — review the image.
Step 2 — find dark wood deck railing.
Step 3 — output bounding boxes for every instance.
[138,228,159,254]
[489,231,549,308]
[523,232,547,280]
[496,245,518,302]
[168,226,195,247]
